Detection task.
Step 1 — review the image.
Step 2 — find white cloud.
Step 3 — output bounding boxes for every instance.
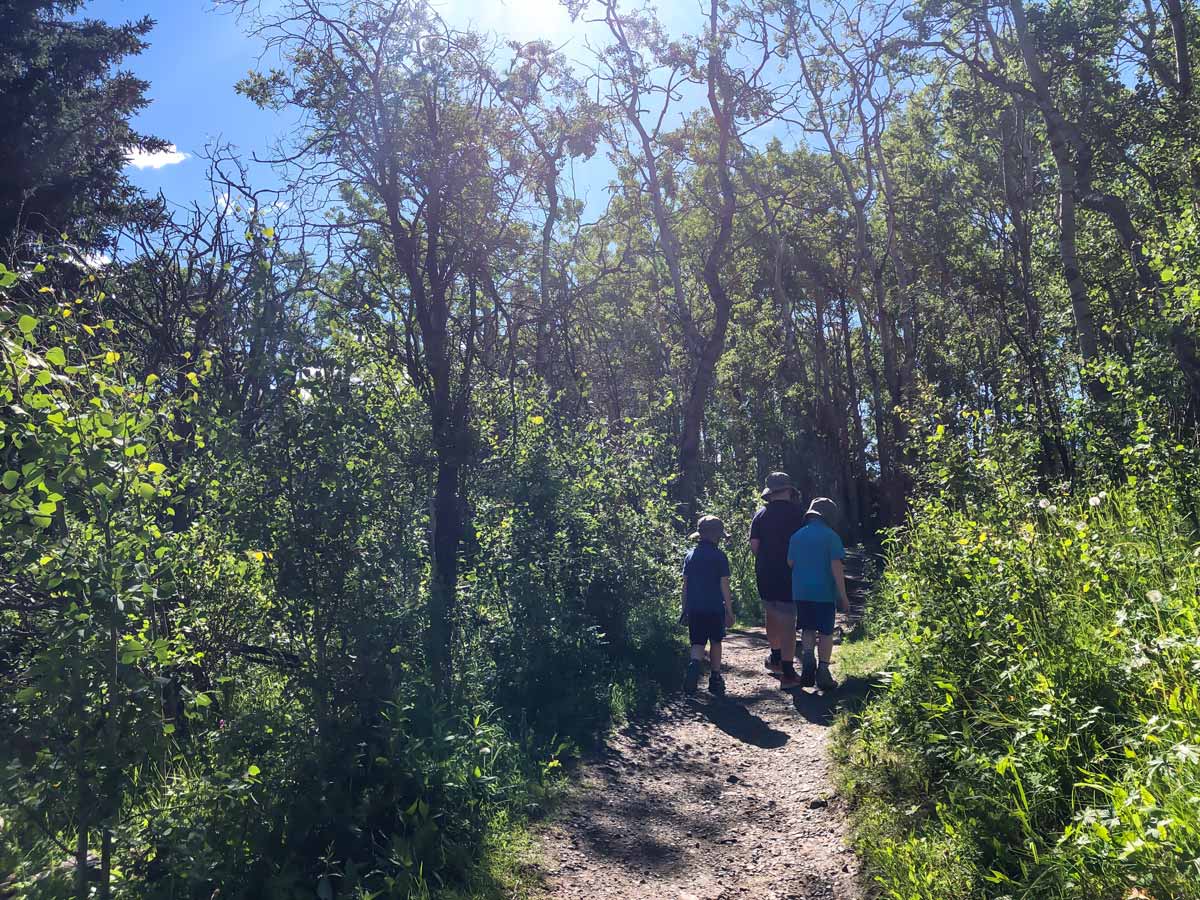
[125,144,189,170]
[82,251,112,270]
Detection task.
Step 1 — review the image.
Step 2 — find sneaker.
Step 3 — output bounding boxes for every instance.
[800,659,817,688]
[765,654,783,674]
[816,663,838,691]
[778,665,801,689]
[683,660,701,694]
[708,673,726,697]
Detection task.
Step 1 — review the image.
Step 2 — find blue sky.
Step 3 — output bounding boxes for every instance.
[91,0,787,216]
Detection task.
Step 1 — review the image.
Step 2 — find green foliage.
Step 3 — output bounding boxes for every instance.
[839,419,1200,898]
[465,387,684,746]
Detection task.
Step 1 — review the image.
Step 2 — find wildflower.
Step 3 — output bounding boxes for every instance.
[1038,498,1050,509]
[1099,491,1107,500]
[1047,504,1058,515]
[1147,590,1164,605]
[1089,496,1101,507]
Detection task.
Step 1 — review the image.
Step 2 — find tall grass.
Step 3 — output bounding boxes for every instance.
[838,455,1200,898]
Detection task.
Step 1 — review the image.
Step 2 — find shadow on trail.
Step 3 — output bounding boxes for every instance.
[688,694,789,749]
[790,675,882,726]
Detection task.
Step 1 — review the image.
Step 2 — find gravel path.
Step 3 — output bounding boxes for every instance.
[534,627,868,900]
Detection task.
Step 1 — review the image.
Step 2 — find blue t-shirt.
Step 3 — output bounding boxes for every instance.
[682,541,731,615]
[787,520,845,604]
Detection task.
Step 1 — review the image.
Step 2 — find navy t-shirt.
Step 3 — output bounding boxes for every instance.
[682,541,731,615]
[749,500,806,603]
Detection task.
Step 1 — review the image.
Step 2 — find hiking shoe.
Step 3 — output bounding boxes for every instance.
[708,673,726,697]
[765,654,783,674]
[816,663,838,691]
[778,671,802,689]
[683,660,701,694]
[800,659,817,688]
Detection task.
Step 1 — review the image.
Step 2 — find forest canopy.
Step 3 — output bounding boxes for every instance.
[1,0,1198,897]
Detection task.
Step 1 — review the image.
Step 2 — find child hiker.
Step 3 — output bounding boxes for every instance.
[787,497,851,690]
[681,515,735,696]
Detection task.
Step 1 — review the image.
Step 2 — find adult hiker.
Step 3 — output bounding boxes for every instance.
[787,496,851,690]
[749,471,806,688]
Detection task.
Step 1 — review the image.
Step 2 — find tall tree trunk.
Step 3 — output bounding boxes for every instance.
[678,0,738,518]
[1166,0,1193,100]
[428,433,460,690]
[1010,0,1104,390]
[535,176,559,380]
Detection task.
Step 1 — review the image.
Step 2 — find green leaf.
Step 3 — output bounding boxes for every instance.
[45,347,66,367]
[247,764,261,777]
[2,471,17,490]
[17,314,37,334]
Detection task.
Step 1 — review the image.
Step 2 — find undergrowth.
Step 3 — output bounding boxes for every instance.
[836,425,1200,899]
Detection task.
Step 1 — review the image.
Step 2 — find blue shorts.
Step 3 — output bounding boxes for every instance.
[688,612,726,647]
[796,601,835,635]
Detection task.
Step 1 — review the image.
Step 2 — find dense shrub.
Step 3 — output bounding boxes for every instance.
[840,423,1200,898]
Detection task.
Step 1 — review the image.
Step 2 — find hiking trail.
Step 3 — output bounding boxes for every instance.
[531,556,874,900]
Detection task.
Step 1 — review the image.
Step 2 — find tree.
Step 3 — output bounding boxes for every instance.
[0,1,165,254]
[231,0,537,689]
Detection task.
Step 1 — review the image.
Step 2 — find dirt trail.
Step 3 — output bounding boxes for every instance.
[534,627,869,900]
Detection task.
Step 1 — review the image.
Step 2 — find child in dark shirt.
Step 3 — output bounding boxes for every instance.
[681,515,735,696]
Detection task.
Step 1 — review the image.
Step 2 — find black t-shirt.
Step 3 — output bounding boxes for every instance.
[749,500,806,603]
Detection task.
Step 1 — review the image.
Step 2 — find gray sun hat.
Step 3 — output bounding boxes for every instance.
[761,471,797,500]
[689,514,731,542]
[805,496,838,519]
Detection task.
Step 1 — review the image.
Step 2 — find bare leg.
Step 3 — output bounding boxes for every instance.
[690,645,705,662]
[800,629,817,661]
[764,603,780,652]
[765,603,797,662]
[709,640,722,673]
[817,633,834,665]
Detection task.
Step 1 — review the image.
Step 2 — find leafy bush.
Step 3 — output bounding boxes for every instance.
[840,423,1200,898]
[465,385,684,749]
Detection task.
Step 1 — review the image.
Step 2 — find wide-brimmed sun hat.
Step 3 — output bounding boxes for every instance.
[805,496,838,518]
[761,471,797,499]
[689,514,731,542]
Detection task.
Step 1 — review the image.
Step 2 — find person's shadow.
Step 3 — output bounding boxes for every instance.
[690,694,789,749]
[790,675,879,726]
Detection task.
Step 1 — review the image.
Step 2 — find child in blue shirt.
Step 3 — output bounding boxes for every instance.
[681,515,734,696]
[787,497,851,690]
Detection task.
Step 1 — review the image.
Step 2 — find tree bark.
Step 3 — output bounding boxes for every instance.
[1008,0,1104,387]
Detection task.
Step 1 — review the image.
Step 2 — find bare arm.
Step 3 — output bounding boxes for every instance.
[831,559,850,613]
[721,576,734,627]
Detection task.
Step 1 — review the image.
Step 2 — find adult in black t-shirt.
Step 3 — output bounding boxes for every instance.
[749,471,805,685]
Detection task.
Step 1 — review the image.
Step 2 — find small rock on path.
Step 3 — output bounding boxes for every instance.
[535,628,865,900]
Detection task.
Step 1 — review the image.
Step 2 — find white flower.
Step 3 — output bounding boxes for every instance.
[1038,498,1050,509]
[1089,496,1101,507]
[1099,491,1107,500]
[1047,504,1058,515]
[1147,590,1164,605]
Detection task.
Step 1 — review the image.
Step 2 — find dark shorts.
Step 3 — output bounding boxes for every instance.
[688,612,726,647]
[796,601,835,636]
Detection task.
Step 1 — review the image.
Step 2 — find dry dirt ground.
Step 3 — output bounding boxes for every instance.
[533,627,870,900]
